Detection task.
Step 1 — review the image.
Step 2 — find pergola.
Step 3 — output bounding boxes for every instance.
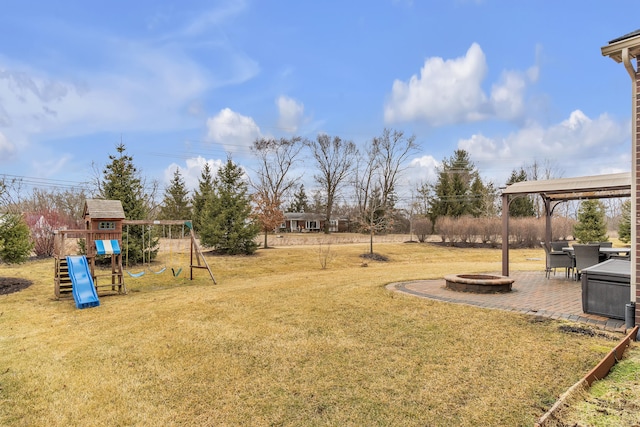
[499,29,640,329]
[500,172,631,277]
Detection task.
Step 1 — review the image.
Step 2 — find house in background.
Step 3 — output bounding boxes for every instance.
[282,212,349,233]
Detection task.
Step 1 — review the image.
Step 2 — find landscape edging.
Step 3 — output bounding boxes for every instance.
[535,325,639,426]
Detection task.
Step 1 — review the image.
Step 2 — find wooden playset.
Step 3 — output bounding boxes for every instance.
[53,199,215,300]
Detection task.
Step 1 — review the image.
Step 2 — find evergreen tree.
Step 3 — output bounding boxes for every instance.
[618,199,631,243]
[506,168,535,217]
[429,149,487,222]
[98,143,155,264]
[288,184,309,213]
[310,190,326,215]
[159,168,192,236]
[573,200,608,243]
[0,213,33,264]
[469,176,488,216]
[199,157,259,255]
[100,143,147,218]
[191,162,214,234]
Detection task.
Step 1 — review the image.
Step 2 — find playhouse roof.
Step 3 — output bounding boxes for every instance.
[83,199,126,220]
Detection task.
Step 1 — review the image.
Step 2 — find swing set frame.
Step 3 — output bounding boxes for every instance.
[123,219,216,284]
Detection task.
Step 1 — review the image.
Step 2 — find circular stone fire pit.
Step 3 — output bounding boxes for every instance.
[444,274,514,294]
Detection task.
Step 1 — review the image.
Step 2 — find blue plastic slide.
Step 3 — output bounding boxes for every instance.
[66,256,100,309]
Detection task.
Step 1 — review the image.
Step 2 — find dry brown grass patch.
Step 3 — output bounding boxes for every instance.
[0,242,624,426]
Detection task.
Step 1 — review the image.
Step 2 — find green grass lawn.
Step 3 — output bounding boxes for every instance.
[0,241,629,426]
[548,345,640,427]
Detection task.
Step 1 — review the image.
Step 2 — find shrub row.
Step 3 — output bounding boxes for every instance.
[431,215,576,248]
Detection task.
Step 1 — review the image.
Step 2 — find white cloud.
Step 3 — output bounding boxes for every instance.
[459,110,630,183]
[277,96,304,133]
[0,130,16,161]
[384,43,536,126]
[0,0,261,162]
[384,43,488,126]
[527,63,540,83]
[407,155,440,185]
[0,43,211,140]
[164,156,224,192]
[180,1,248,38]
[186,100,206,117]
[206,108,262,153]
[458,133,510,162]
[490,70,527,121]
[0,68,125,136]
[31,153,73,179]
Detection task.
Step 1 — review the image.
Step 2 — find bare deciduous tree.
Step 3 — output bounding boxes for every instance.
[376,128,417,207]
[0,176,24,213]
[524,159,564,218]
[306,134,357,234]
[19,188,87,226]
[252,137,303,200]
[354,129,417,253]
[251,137,303,246]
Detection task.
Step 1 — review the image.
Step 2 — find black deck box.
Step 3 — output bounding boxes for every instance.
[581,259,631,320]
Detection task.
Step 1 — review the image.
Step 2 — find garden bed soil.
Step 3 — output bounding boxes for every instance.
[0,277,33,295]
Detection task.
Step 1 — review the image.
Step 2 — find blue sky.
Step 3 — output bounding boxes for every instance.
[0,0,638,204]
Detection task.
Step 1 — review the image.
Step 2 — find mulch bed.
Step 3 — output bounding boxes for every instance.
[558,324,620,341]
[359,253,389,262]
[0,277,33,295]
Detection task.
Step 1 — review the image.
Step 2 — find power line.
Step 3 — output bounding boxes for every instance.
[1,174,91,191]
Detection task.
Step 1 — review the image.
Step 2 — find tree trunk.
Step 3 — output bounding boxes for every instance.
[264,231,268,248]
[370,228,374,254]
[369,209,375,254]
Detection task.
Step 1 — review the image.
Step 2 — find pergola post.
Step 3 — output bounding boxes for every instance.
[602,31,640,329]
[501,193,509,276]
[544,197,552,247]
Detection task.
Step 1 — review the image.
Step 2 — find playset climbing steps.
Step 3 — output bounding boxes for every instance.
[54,257,73,298]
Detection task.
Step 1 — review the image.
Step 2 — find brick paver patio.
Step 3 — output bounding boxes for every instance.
[387,270,627,332]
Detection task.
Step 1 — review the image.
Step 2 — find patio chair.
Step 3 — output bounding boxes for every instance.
[540,242,574,279]
[573,243,601,280]
[597,241,612,262]
[550,241,568,252]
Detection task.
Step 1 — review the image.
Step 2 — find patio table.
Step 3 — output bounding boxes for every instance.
[562,247,631,256]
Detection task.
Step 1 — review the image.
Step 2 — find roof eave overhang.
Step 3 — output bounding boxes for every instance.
[601,34,640,62]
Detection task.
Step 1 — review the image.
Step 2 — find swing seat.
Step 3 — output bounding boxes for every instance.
[126,270,145,278]
[149,267,166,274]
[171,267,183,277]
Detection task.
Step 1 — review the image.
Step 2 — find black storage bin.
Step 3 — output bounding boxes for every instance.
[581,259,631,320]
